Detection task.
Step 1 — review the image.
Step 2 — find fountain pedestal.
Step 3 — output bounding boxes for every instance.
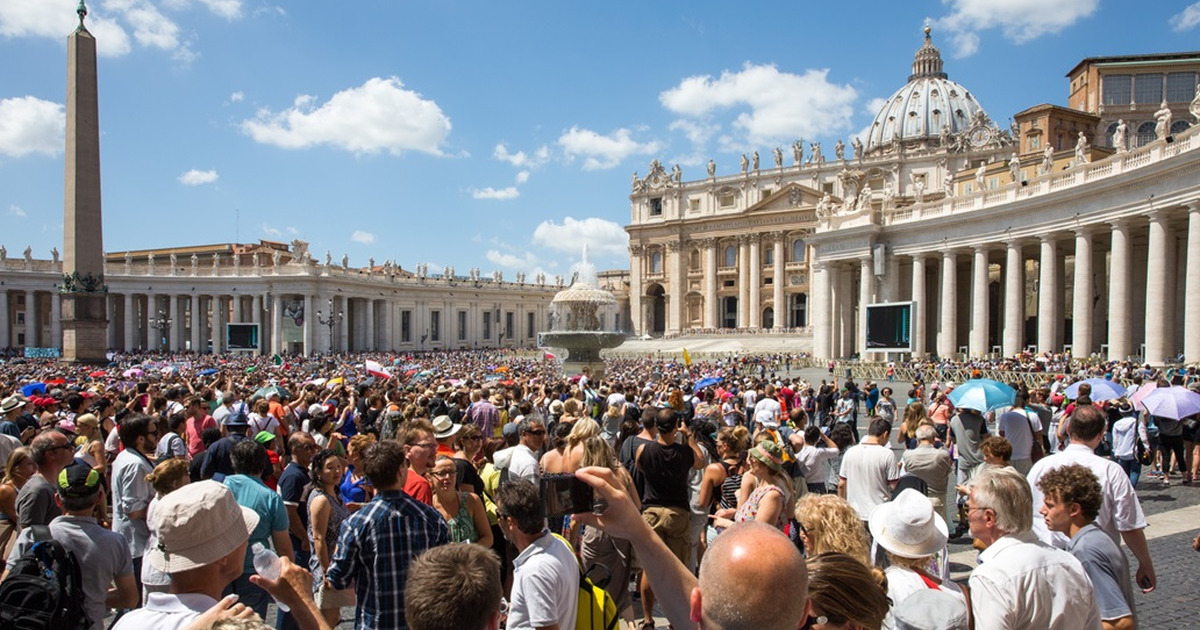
[540,331,626,381]
[541,266,624,380]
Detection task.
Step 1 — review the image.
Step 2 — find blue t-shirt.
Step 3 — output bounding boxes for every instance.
[224,473,289,573]
[276,462,309,554]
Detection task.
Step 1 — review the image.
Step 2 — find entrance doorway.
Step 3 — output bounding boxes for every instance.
[722,297,738,328]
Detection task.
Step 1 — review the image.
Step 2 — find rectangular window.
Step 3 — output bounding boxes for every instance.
[1134,74,1162,105]
[483,312,492,340]
[15,313,24,324]
[527,312,535,338]
[401,310,411,343]
[457,310,467,341]
[821,182,834,194]
[1102,74,1131,105]
[17,334,24,345]
[689,198,700,213]
[430,311,441,342]
[719,194,736,208]
[505,312,514,339]
[765,277,773,285]
[764,249,773,265]
[1167,72,1198,102]
[649,197,663,216]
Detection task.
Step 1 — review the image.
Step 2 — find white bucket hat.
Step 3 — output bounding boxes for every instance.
[432,414,462,440]
[146,480,259,573]
[868,488,948,559]
[893,589,969,630]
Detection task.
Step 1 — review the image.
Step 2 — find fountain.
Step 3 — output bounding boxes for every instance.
[540,245,625,380]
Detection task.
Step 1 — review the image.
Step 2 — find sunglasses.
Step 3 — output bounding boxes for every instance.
[525,429,546,436]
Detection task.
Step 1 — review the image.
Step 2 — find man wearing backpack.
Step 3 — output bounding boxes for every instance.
[17,430,76,528]
[495,479,579,630]
[3,461,138,630]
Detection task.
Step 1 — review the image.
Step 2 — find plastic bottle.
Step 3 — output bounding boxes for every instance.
[251,543,290,612]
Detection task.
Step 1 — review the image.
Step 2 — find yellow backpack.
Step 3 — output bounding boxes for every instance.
[551,533,619,630]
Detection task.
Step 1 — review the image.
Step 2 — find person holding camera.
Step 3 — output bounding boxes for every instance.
[634,407,704,630]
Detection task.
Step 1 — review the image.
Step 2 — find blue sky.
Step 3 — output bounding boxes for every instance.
[1,0,1198,279]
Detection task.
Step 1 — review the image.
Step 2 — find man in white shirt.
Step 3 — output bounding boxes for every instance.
[1027,404,1155,592]
[496,479,578,630]
[753,384,782,429]
[997,391,1043,475]
[967,466,1102,630]
[838,418,900,520]
[509,417,546,485]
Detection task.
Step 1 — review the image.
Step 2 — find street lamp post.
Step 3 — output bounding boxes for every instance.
[316,298,343,354]
[148,308,172,350]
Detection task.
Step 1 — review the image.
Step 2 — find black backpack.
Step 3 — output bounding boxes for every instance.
[0,525,89,630]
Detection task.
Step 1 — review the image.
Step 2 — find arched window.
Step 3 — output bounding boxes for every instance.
[1136,122,1157,147]
[791,239,806,263]
[723,245,737,268]
[1171,120,1191,136]
[650,251,662,274]
[689,249,701,270]
[1105,122,1119,148]
[764,248,774,265]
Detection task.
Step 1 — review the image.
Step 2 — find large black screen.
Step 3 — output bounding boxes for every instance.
[226,324,260,351]
[866,302,912,351]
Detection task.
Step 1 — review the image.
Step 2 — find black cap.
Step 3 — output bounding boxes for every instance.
[57,461,101,498]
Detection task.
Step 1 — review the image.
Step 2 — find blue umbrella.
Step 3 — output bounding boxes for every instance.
[1142,386,1200,420]
[197,368,219,376]
[947,379,1015,413]
[1063,378,1127,402]
[693,377,723,392]
[21,382,45,397]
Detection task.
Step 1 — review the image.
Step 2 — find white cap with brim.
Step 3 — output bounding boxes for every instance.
[146,480,259,573]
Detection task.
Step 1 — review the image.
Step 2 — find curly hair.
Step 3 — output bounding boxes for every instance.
[794,494,870,565]
[347,433,377,459]
[1036,463,1102,522]
[806,552,890,630]
[980,435,1013,463]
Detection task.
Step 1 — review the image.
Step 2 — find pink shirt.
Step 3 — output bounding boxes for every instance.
[185,415,216,456]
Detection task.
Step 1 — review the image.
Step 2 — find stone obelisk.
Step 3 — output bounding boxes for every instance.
[60,0,109,364]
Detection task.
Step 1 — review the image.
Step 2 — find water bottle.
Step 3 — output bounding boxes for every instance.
[251,543,290,612]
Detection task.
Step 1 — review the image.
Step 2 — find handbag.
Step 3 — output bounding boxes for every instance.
[1136,434,1152,466]
[1025,409,1045,463]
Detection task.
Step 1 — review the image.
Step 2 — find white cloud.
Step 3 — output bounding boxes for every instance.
[472,186,519,200]
[486,249,538,269]
[0,96,65,158]
[350,230,376,245]
[241,77,452,156]
[660,63,857,147]
[230,91,244,103]
[935,0,1098,57]
[532,217,628,257]
[162,0,243,19]
[557,127,659,171]
[515,170,530,184]
[0,1,132,56]
[9,205,27,218]
[259,224,299,239]
[178,168,218,185]
[1172,2,1200,31]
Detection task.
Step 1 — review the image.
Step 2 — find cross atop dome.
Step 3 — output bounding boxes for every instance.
[910,23,947,81]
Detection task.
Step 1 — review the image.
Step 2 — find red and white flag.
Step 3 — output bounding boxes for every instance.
[365,360,393,379]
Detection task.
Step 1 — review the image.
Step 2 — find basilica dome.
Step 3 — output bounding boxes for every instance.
[865,28,988,152]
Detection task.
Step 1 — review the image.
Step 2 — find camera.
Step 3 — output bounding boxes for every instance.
[540,473,600,518]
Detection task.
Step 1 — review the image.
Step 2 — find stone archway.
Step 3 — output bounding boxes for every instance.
[645,284,666,335]
[763,306,774,330]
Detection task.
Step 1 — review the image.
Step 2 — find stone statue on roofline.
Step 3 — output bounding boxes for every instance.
[811,142,824,164]
[752,151,760,171]
[1008,153,1021,183]
[51,247,59,263]
[835,139,845,161]
[773,147,783,169]
[23,246,32,263]
[1074,132,1090,166]
[1041,145,1055,174]
[740,153,749,174]
[672,163,682,183]
[975,161,986,188]
[0,246,7,261]
[341,254,349,269]
[707,159,716,178]
[191,253,199,274]
[1155,101,1172,140]
[793,140,803,165]
[1190,83,1200,122]
[852,137,863,161]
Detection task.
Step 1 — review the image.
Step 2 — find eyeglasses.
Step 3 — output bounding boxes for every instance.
[428,470,455,478]
[412,442,437,450]
[525,429,546,436]
[48,443,73,452]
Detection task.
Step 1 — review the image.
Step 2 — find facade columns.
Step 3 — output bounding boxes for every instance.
[1185,203,1200,362]
[0,290,9,349]
[1003,241,1024,356]
[1145,210,1171,364]
[211,295,225,353]
[858,257,875,357]
[1072,230,1093,357]
[1108,221,1132,360]
[970,246,989,356]
[168,294,181,351]
[303,294,314,355]
[911,255,926,358]
[812,261,832,359]
[123,293,135,351]
[667,242,684,333]
[190,295,202,353]
[737,238,750,327]
[1037,236,1059,353]
[938,251,957,358]
[748,236,762,328]
[337,296,349,352]
[365,298,376,351]
[772,236,785,329]
[271,294,283,354]
[25,290,38,348]
[702,240,718,328]
[49,292,61,349]
[629,246,644,336]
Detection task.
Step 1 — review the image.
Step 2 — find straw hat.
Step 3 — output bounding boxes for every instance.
[868,489,948,559]
[748,441,785,476]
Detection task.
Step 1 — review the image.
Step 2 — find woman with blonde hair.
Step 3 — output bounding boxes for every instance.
[897,402,928,449]
[0,447,34,557]
[699,426,749,544]
[577,436,641,630]
[564,417,603,472]
[805,552,891,630]
[713,440,794,532]
[793,494,870,564]
[142,458,191,599]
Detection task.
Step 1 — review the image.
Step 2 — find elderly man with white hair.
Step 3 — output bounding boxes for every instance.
[966,466,1102,630]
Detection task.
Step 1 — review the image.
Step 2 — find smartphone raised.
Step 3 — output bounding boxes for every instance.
[540,473,597,518]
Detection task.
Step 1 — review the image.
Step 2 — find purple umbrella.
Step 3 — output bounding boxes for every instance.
[1063,378,1127,402]
[1141,386,1200,420]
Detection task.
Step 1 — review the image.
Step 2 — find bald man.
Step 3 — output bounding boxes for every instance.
[575,467,810,630]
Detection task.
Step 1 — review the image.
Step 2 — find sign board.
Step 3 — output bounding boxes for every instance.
[226,323,260,352]
[865,301,912,352]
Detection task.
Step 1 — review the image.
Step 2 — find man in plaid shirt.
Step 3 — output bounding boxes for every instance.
[326,440,450,630]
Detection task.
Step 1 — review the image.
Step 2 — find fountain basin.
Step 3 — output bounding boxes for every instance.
[541,331,626,381]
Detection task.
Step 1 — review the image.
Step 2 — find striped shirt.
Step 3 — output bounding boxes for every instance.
[326,489,450,630]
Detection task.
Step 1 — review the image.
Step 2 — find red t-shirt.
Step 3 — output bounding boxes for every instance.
[403,469,434,505]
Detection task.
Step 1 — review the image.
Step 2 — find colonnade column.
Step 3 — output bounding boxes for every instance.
[1145,210,1171,364]
[938,252,957,358]
[190,295,202,353]
[271,294,283,354]
[859,257,875,357]
[123,293,135,351]
[211,296,225,353]
[1108,221,1132,360]
[772,236,785,329]
[737,237,750,328]
[1072,230,1093,357]
[0,290,10,348]
[1037,237,1058,353]
[911,255,926,358]
[168,294,181,351]
[667,241,684,333]
[629,246,643,336]
[48,292,60,349]
[303,294,314,355]
[25,290,38,348]
[1185,202,1200,362]
[365,299,376,351]
[970,246,989,356]
[702,240,718,329]
[1003,241,1024,356]
[338,296,349,352]
[748,236,762,328]
[812,261,831,359]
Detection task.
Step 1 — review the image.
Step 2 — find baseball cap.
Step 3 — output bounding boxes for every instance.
[57,461,102,499]
[254,431,276,445]
[146,481,259,574]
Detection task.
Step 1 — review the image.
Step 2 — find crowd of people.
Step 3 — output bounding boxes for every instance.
[0,347,1188,630]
